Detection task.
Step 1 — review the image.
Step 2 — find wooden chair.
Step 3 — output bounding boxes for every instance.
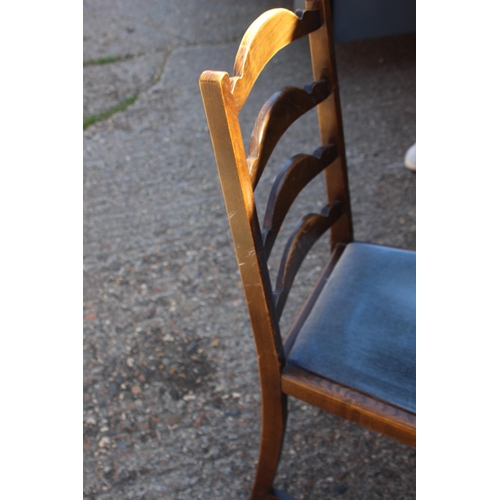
[199,1,415,498]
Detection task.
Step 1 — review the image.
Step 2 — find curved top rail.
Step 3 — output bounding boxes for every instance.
[230,8,322,111]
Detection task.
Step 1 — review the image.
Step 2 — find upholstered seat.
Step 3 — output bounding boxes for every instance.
[287,242,416,413]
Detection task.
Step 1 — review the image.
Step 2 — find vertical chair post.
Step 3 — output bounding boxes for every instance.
[306,0,354,250]
[200,71,288,500]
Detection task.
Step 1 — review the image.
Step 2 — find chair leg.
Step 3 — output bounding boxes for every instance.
[250,393,288,500]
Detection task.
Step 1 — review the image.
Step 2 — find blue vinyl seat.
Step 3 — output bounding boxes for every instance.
[288,242,416,413]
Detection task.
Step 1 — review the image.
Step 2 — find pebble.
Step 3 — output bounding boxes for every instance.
[98,437,111,448]
[164,414,182,425]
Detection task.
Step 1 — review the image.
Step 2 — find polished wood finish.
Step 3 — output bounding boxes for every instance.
[274,201,343,320]
[261,144,337,259]
[200,70,288,500]
[200,2,415,498]
[248,80,331,189]
[231,8,321,111]
[282,364,416,446]
[306,0,353,250]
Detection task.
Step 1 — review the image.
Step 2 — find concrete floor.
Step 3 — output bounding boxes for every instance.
[84,1,415,498]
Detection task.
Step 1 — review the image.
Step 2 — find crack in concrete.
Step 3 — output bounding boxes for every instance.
[83,29,244,130]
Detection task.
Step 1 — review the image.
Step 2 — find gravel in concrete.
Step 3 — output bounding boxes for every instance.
[84,1,415,498]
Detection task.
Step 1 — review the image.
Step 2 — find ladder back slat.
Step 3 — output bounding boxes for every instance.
[248,79,331,189]
[230,8,322,111]
[274,201,343,319]
[261,144,337,259]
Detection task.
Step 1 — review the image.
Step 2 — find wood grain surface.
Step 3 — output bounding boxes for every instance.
[306,0,353,250]
[261,144,337,259]
[200,69,289,500]
[282,364,416,446]
[230,8,321,111]
[274,201,343,319]
[248,80,331,189]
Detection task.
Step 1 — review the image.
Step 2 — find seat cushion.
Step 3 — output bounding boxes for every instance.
[287,242,416,413]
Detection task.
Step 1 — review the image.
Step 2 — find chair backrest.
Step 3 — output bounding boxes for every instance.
[199,0,352,383]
